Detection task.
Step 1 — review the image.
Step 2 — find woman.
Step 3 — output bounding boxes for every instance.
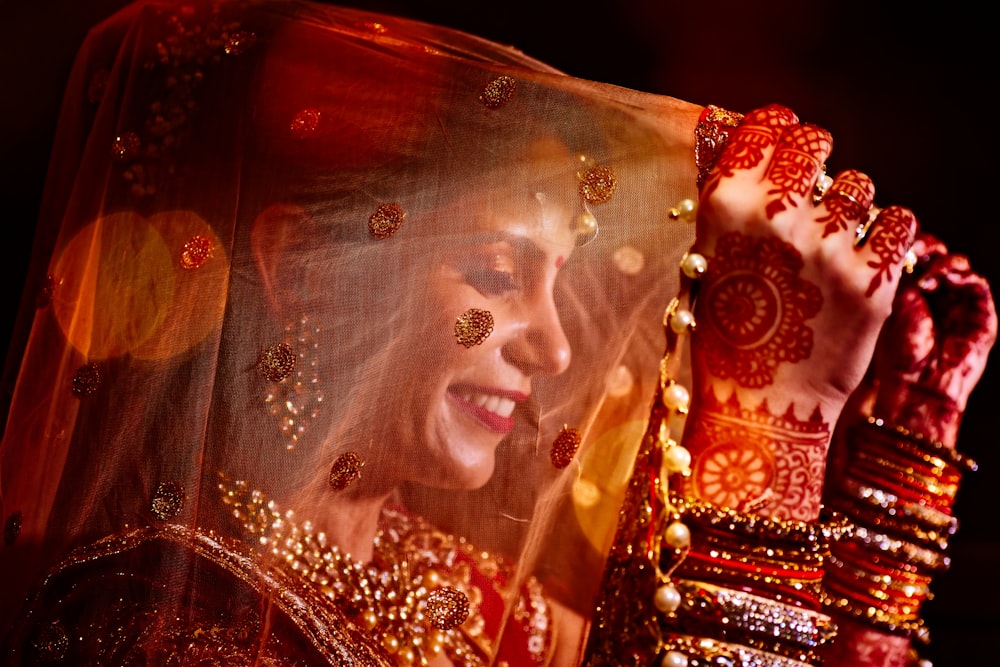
[0,0,697,663]
[0,1,991,666]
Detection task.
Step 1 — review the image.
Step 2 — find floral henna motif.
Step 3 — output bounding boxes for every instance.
[699,233,822,387]
[815,169,875,237]
[764,124,832,219]
[865,206,917,297]
[694,439,773,510]
[687,393,829,519]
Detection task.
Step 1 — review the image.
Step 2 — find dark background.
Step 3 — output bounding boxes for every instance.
[2,1,995,662]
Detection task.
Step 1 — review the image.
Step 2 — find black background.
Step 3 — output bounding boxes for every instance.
[2,1,996,662]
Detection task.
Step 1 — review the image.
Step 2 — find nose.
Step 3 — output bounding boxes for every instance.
[502,289,572,377]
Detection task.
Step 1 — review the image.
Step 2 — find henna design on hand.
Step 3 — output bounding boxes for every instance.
[686,392,829,521]
[816,169,875,238]
[698,232,822,388]
[707,104,796,195]
[764,124,832,219]
[864,206,917,297]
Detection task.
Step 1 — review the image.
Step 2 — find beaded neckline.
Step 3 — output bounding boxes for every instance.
[218,475,497,666]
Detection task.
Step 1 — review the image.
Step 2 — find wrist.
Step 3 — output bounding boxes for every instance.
[872,377,963,447]
[680,386,834,522]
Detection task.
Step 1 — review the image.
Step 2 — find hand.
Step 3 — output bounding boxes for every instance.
[679,104,917,521]
[868,233,997,445]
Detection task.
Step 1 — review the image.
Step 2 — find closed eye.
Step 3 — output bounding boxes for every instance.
[465,269,520,297]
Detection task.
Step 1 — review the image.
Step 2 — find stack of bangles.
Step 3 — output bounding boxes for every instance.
[657,496,849,666]
[821,416,978,644]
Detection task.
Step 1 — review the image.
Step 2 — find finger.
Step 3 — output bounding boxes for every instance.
[814,169,875,238]
[704,104,798,195]
[859,205,918,297]
[763,122,833,219]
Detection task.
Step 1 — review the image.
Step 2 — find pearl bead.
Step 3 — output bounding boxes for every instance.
[653,583,681,613]
[815,172,834,196]
[576,211,598,234]
[680,252,707,279]
[664,521,691,549]
[661,382,689,411]
[669,308,694,334]
[670,198,697,223]
[661,650,689,667]
[662,444,691,474]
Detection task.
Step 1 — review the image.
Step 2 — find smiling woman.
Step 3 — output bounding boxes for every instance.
[2,1,993,666]
[0,1,703,663]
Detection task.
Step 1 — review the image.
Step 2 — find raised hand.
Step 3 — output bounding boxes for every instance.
[868,233,997,445]
[679,104,917,521]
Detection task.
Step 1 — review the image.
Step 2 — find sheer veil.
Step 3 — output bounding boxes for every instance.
[0,0,705,662]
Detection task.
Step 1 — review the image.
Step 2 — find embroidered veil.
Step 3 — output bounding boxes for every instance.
[0,0,709,663]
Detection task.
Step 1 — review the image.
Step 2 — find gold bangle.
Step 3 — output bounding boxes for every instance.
[668,579,837,652]
[863,416,978,473]
[660,633,819,667]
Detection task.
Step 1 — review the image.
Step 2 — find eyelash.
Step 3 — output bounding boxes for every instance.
[466,269,520,296]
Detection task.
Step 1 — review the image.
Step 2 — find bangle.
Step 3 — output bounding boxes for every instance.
[659,633,819,667]
[668,494,851,552]
[665,579,837,661]
[836,480,958,533]
[862,416,977,473]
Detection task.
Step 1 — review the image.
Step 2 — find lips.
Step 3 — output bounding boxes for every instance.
[448,385,527,434]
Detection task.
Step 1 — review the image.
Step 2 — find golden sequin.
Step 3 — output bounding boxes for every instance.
[368,203,406,239]
[257,343,296,382]
[4,510,22,546]
[578,165,617,205]
[479,75,516,109]
[111,132,141,162]
[329,451,364,491]
[180,234,214,269]
[151,481,186,519]
[425,586,471,631]
[290,108,321,139]
[71,362,102,397]
[455,308,494,348]
[223,30,256,55]
[550,426,582,469]
[33,621,69,661]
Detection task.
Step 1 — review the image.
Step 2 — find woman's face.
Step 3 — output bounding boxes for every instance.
[397,186,578,490]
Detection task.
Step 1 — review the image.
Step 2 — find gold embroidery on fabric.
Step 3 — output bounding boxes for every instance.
[111,132,141,162]
[290,108,322,139]
[32,621,69,661]
[426,587,471,631]
[71,362,102,397]
[550,426,582,469]
[368,202,406,239]
[455,308,494,348]
[264,314,324,450]
[180,234,215,269]
[479,76,516,109]
[257,343,295,383]
[217,477,539,666]
[328,451,364,490]
[578,165,617,205]
[223,30,257,55]
[151,481,186,520]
